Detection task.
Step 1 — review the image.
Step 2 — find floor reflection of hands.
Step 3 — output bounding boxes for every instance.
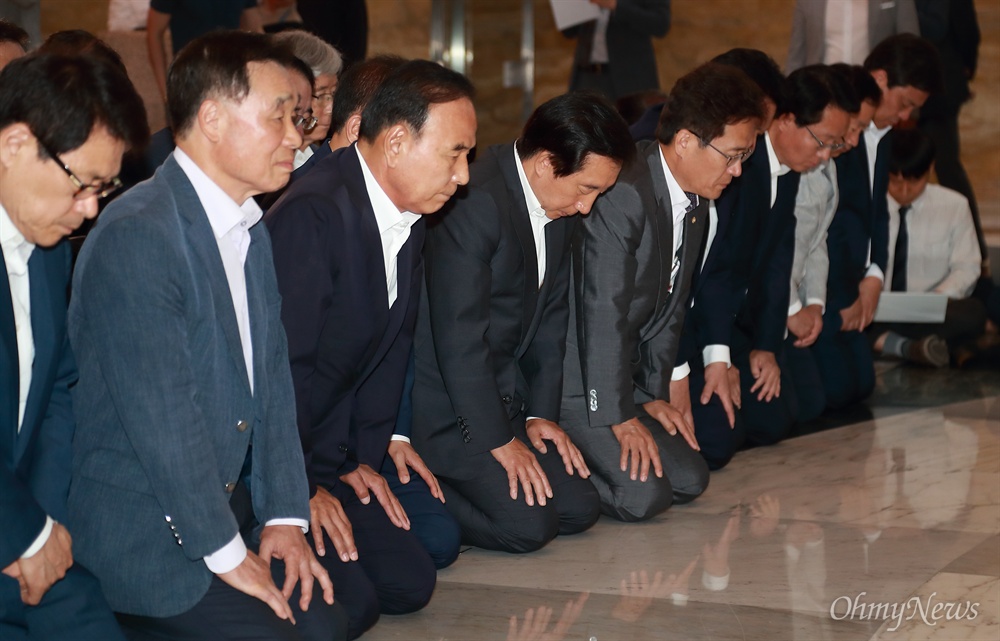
[506,592,589,641]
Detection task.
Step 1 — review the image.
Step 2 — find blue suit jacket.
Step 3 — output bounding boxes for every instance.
[67,155,310,617]
[264,145,424,499]
[1,241,76,567]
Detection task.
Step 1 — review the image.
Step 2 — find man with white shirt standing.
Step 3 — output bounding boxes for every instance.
[265,59,476,640]
[1,52,146,641]
[811,34,942,410]
[410,93,634,553]
[870,128,985,367]
[68,31,343,641]
[786,0,919,72]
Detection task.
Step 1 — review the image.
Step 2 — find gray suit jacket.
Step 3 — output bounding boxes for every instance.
[561,140,707,428]
[67,155,309,617]
[790,161,839,310]
[786,0,919,71]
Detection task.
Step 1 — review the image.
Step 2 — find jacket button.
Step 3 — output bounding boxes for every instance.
[176,538,183,546]
[502,395,513,404]
[236,420,249,432]
[225,482,237,493]
[338,444,348,453]
[463,435,471,443]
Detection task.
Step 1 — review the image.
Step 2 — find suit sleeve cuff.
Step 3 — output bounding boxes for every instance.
[204,534,247,574]
[390,434,411,443]
[865,264,885,282]
[21,516,54,559]
[265,518,310,535]
[805,297,826,312]
[787,299,803,317]
[703,345,731,367]
[671,363,691,381]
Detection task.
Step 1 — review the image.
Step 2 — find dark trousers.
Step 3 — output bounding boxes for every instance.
[0,562,125,641]
[561,407,710,522]
[810,323,875,411]
[115,566,348,641]
[312,490,437,640]
[437,436,601,553]
[780,335,827,423]
[382,459,461,569]
[870,297,988,353]
[689,358,746,471]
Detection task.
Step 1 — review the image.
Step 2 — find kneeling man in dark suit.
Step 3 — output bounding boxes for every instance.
[412,92,634,553]
[0,52,146,641]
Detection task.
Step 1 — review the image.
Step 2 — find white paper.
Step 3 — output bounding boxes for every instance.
[550,0,601,31]
[873,292,948,323]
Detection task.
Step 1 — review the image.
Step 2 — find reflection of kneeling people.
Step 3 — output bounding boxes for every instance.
[870,129,986,367]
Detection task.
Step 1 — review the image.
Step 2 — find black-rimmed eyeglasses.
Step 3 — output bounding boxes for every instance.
[37,137,122,200]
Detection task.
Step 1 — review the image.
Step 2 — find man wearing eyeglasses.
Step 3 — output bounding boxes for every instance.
[558,63,765,522]
[0,52,146,640]
[685,65,854,470]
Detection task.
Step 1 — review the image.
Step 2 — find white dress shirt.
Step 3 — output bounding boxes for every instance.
[1,203,54,559]
[174,148,307,574]
[590,8,611,63]
[293,145,314,171]
[514,145,555,288]
[886,184,981,298]
[824,0,870,65]
[765,132,792,209]
[356,146,420,308]
[863,121,892,282]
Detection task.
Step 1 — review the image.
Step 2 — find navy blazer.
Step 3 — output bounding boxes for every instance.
[825,133,891,323]
[411,143,574,473]
[265,145,424,498]
[1,241,75,567]
[68,155,309,617]
[684,134,800,358]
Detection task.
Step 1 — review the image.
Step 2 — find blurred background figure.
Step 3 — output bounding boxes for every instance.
[259,0,302,33]
[297,0,367,69]
[564,0,671,102]
[107,0,149,31]
[0,17,27,68]
[0,0,38,48]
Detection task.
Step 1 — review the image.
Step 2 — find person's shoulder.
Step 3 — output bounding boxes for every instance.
[923,183,970,212]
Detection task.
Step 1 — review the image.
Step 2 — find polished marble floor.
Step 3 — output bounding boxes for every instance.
[363,365,1000,640]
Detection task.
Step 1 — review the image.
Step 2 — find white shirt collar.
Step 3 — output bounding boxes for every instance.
[658,145,695,216]
[866,120,892,144]
[765,131,791,178]
[0,203,34,277]
[173,147,262,240]
[293,146,314,171]
[513,144,547,220]
[355,146,420,234]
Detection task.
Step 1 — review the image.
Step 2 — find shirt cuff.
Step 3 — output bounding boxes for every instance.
[204,533,247,575]
[390,434,411,443]
[702,569,731,591]
[265,518,310,535]
[805,297,825,312]
[21,516,54,559]
[671,363,691,381]
[787,299,803,317]
[865,264,885,282]
[703,345,731,367]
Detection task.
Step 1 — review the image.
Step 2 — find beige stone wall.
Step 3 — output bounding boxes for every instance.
[37,0,1000,236]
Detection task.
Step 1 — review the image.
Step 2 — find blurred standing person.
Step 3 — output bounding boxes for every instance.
[0,18,27,68]
[297,0,367,69]
[565,0,670,102]
[107,0,150,31]
[0,0,38,48]
[914,0,985,277]
[147,0,264,102]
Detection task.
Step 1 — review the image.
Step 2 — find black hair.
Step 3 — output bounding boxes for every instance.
[39,30,128,77]
[358,59,475,142]
[830,63,882,106]
[0,52,148,155]
[864,33,944,95]
[167,30,301,136]
[777,64,859,126]
[711,48,784,106]
[656,62,766,144]
[516,91,636,176]
[0,18,28,51]
[888,128,935,178]
[330,54,406,135]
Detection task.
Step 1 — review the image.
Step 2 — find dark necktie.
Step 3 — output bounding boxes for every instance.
[891,205,909,292]
[684,192,699,213]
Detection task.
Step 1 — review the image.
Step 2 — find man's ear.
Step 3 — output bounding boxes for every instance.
[870,69,889,91]
[197,99,223,143]
[0,122,32,169]
[346,114,362,144]
[673,128,695,158]
[383,123,408,168]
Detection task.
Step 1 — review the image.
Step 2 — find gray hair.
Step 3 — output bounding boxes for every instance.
[272,29,342,79]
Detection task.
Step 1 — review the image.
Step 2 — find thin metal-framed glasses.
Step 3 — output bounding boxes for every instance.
[805,125,845,153]
[698,137,754,167]
[293,112,318,131]
[37,137,122,200]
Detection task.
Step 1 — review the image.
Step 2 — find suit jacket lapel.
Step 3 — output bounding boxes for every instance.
[0,247,19,460]
[17,250,57,453]
[647,143,675,312]
[664,199,707,320]
[166,158,252,393]
[518,219,568,359]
